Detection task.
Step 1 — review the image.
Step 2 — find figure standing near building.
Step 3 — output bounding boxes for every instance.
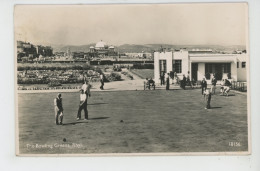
[160,71,165,85]
[186,71,193,89]
[100,73,104,90]
[54,93,63,125]
[201,78,207,95]
[173,72,178,85]
[77,89,88,120]
[164,72,168,85]
[211,74,217,94]
[181,74,186,89]
[166,73,170,90]
[204,89,212,109]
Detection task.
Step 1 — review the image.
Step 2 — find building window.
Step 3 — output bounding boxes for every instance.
[159,60,167,74]
[223,63,231,73]
[174,60,182,73]
[237,62,239,68]
[242,62,246,68]
[205,63,214,73]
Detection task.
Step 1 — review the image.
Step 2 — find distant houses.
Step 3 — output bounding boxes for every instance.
[17,41,53,62]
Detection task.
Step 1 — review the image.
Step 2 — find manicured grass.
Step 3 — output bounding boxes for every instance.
[18,89,248,154]
[130,69,154,79]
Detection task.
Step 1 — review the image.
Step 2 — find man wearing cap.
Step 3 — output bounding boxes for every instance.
[54,93,63,125]
[77,89,88,120]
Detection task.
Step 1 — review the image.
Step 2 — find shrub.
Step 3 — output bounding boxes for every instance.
[105,72,121,82]
[127,74,133,80]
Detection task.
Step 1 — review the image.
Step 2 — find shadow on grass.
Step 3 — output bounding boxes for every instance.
[89,117,110,120]
[99,88,115,90]
[219,94,236,97]
[88,103,108,105]
[210,107,222,109]
[62,121,88,126]
[166,89,182,91]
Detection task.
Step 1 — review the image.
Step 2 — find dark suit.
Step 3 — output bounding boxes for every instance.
[182,76,186,89]
[201,80,207,95]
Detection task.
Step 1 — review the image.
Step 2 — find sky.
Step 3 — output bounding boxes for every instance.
[14,3,248,46]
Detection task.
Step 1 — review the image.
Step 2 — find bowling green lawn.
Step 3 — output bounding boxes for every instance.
[18,89,249,154]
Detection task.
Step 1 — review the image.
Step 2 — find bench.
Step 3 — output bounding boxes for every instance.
[144,80,155,90]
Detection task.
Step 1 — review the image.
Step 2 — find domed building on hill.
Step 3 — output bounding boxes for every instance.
[89,40,117,57]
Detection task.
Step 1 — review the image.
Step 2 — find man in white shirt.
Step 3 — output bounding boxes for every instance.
[77,89,88,120]
[81,80,91,97]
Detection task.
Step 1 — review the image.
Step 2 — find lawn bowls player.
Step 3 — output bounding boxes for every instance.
[81,80,91,97]
[204,89,212,109]
[54,93,63,125]
[77,89,88,120]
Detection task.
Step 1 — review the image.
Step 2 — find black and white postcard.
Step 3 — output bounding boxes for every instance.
[15,3,250,156]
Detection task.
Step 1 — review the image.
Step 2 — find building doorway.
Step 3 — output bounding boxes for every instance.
[205,63,231,80]
[191,63,198,81]
[159,60,167,76]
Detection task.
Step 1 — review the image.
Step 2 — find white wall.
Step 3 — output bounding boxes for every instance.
[173,50,189,80]
[231,61,238,81]
[154,52,247,83]
[197,63,205,81]
[237,54,247,82]
[154,52,160,83]
[154,51,173,83]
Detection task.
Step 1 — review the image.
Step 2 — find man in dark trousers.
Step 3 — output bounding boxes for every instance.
[201,78,207,95]
[182,74,187,89]
[204,89,212,109]
[160,71,165,85]
[186,71,193,89]
[100,73,105,90]
[211,74,217,94]
[54,93,63,125]
[77,89,88,120]
[166,73,170,90]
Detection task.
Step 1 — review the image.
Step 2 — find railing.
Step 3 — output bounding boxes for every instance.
[231,81,247,92]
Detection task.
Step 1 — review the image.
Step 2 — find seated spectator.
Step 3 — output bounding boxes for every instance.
[149,78,155,86]
[145,78,150,89]
[149,78,155,90]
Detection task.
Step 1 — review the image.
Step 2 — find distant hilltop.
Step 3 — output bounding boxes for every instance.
[51,43,246,54]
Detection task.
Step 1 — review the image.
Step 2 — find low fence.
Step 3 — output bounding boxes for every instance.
[178,80,247,92]
[17,86,82,91]
[231,81,247,92]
